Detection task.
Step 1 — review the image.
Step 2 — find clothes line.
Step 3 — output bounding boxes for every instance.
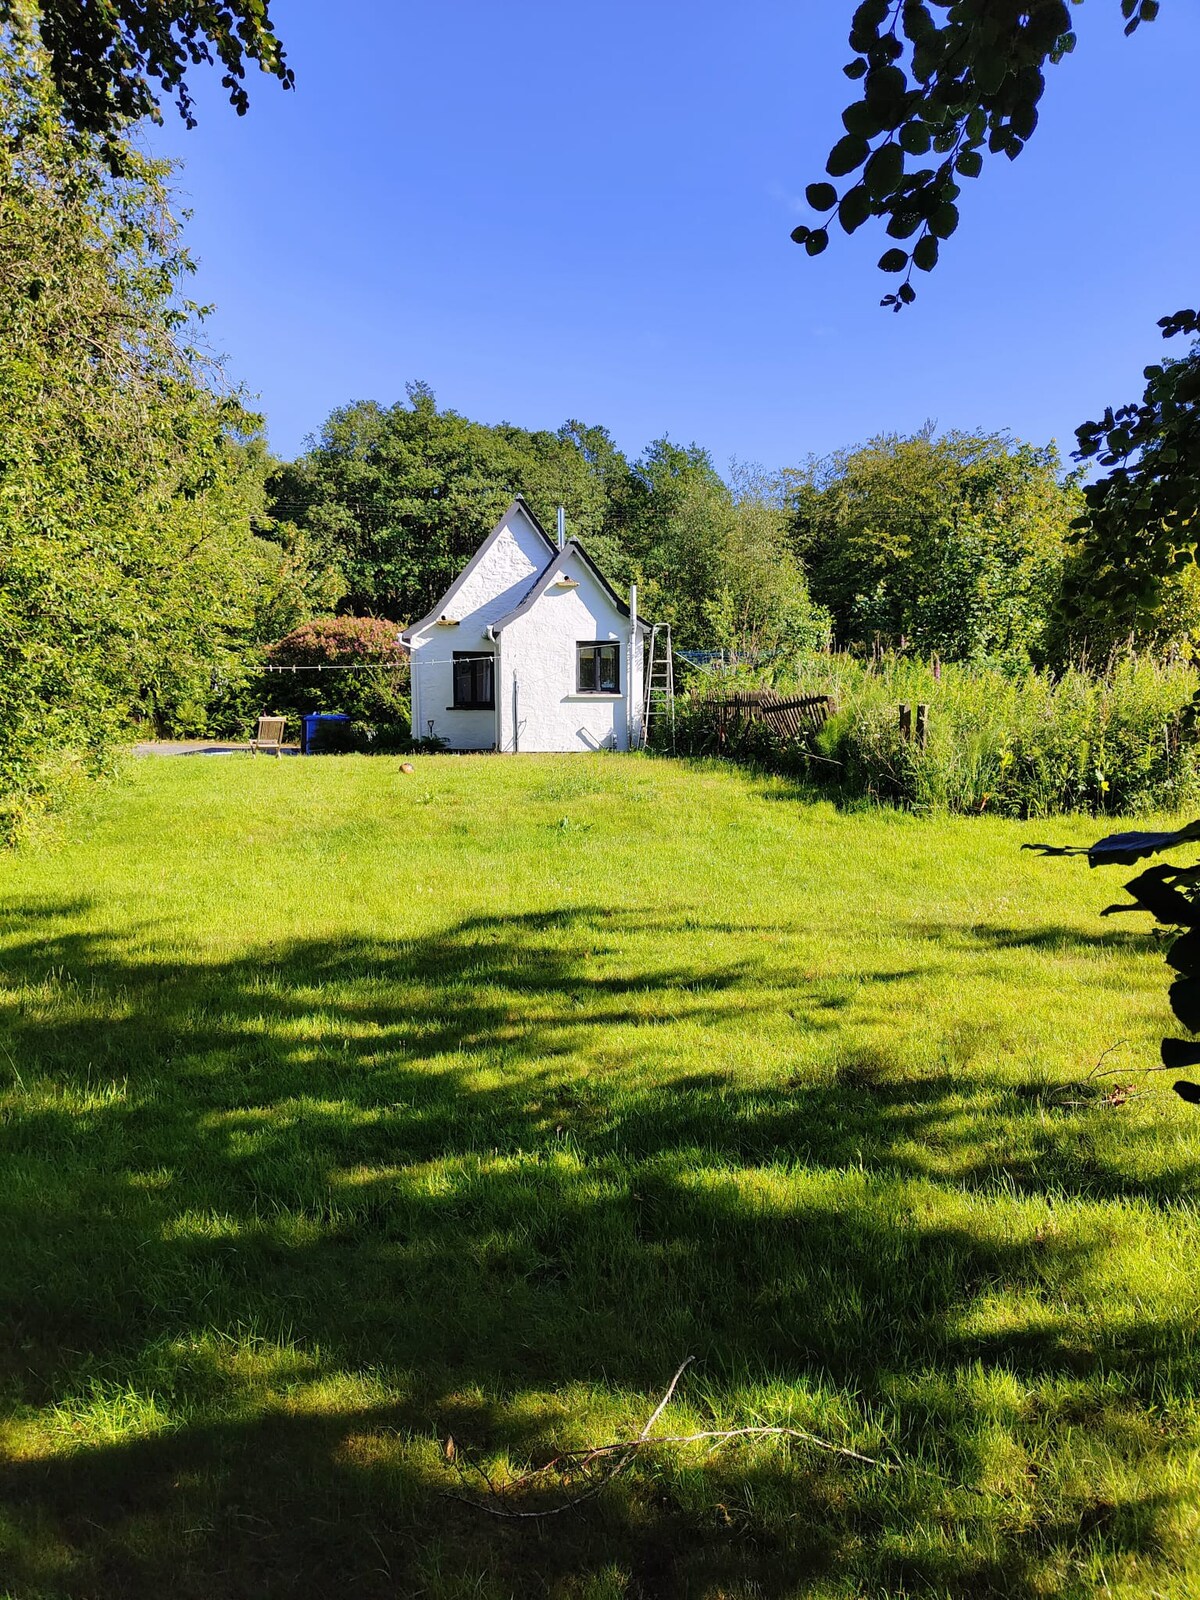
[263,663,408,672]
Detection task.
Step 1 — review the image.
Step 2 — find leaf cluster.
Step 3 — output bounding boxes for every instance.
[1065,315,1200,632]
[2,0,293,159]
[793,1,1160,307]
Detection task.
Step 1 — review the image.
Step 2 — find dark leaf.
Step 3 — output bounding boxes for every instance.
[912,234,939,271]
[1162,1039,1200,1069]
[806,181,838,212]
[864,142,904,198]
[852,0,890,29]
[1170,979,1200,1031]
[1107,866,1200,927]
[790,224,811,245]
[899,121,932,155]
[929,201,959,238]
[1086,823,1200,866]
[901,1,935,41]
[843,99,890,139]
[827,134,870,177]
[973,52,1008,94]
[838,185,873,233]
[805,228,829,256]
[864,64,907,111]
[886,210,924,238]
[878,247,908,272]
[1174,1080,1200,1104]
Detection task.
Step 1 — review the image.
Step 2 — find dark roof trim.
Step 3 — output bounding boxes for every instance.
[401,496,559,640]
[491,538,649,634]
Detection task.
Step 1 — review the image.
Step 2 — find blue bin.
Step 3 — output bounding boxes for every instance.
[301,712,350,754]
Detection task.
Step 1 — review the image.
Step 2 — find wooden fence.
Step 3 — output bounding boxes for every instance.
[691,688,835,741]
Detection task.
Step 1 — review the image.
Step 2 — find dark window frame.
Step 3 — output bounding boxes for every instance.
[451,651,495,709]
[576,641,621,694]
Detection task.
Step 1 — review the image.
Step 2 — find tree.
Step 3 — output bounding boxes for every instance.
[789,429,1076,662]
[639,455,830,654]
[705,470,833,659]
[1063,312,1200,640]
[0,27,295,821]
[272,388,649,621]
[2,0,292,159]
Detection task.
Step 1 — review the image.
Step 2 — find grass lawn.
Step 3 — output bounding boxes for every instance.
[2,753,1200,1599]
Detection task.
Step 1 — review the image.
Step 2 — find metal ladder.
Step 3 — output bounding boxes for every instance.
[640,622,675,750]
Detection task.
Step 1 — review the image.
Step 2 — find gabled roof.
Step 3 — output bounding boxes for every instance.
[490,538,648,634]
[401,496,558,641]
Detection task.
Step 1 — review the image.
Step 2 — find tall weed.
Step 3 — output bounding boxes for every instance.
[673,653,1200,816]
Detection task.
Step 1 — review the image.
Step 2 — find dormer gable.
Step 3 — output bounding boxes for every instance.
[490,538,645,634]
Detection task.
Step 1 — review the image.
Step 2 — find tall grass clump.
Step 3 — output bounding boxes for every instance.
[674,652,1200,816]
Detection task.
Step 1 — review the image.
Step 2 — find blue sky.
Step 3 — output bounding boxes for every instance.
[144,0,1200,473]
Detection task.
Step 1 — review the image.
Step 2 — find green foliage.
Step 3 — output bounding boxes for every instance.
[0,32,307,824]
[798,6,1198,682]
[794,1,1152,308]
[272,387,651,621]
[279,404,834,661]
[645,462,831,652]
[675,652,1200,816]
[5,0,292,156]
[262,616,410,737]
[1058,316,1200,645]
[1050,543,1200,666]
[789,428,1077,663]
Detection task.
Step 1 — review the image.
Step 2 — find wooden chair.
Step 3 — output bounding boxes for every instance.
[251,715,287,757]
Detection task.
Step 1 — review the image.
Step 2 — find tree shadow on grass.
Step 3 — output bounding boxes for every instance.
[0,901,1195,1597]
[914,918,1158,956]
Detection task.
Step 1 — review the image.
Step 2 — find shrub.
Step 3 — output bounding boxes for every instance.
[673,652,1200,817]
[259,616,410,738]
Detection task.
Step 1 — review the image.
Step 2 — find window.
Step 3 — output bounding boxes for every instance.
[577,642,620,694]
[452,652,494,709]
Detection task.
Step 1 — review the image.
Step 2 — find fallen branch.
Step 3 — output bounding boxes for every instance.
[448,1356,894,1521]
[1086,1040,1128,1080]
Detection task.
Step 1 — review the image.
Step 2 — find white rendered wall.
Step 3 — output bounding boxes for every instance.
[495,562,642,753]
[409,507,551,749]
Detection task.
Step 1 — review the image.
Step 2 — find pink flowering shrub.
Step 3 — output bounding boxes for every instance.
[263,615,409,734]
[268,615,408,671]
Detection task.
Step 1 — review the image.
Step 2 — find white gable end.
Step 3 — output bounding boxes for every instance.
[405,501,554,646]
[404,499,557,748]
[405,503,646,753]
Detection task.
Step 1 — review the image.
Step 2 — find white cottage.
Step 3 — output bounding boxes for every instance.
[401,497,648,753]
